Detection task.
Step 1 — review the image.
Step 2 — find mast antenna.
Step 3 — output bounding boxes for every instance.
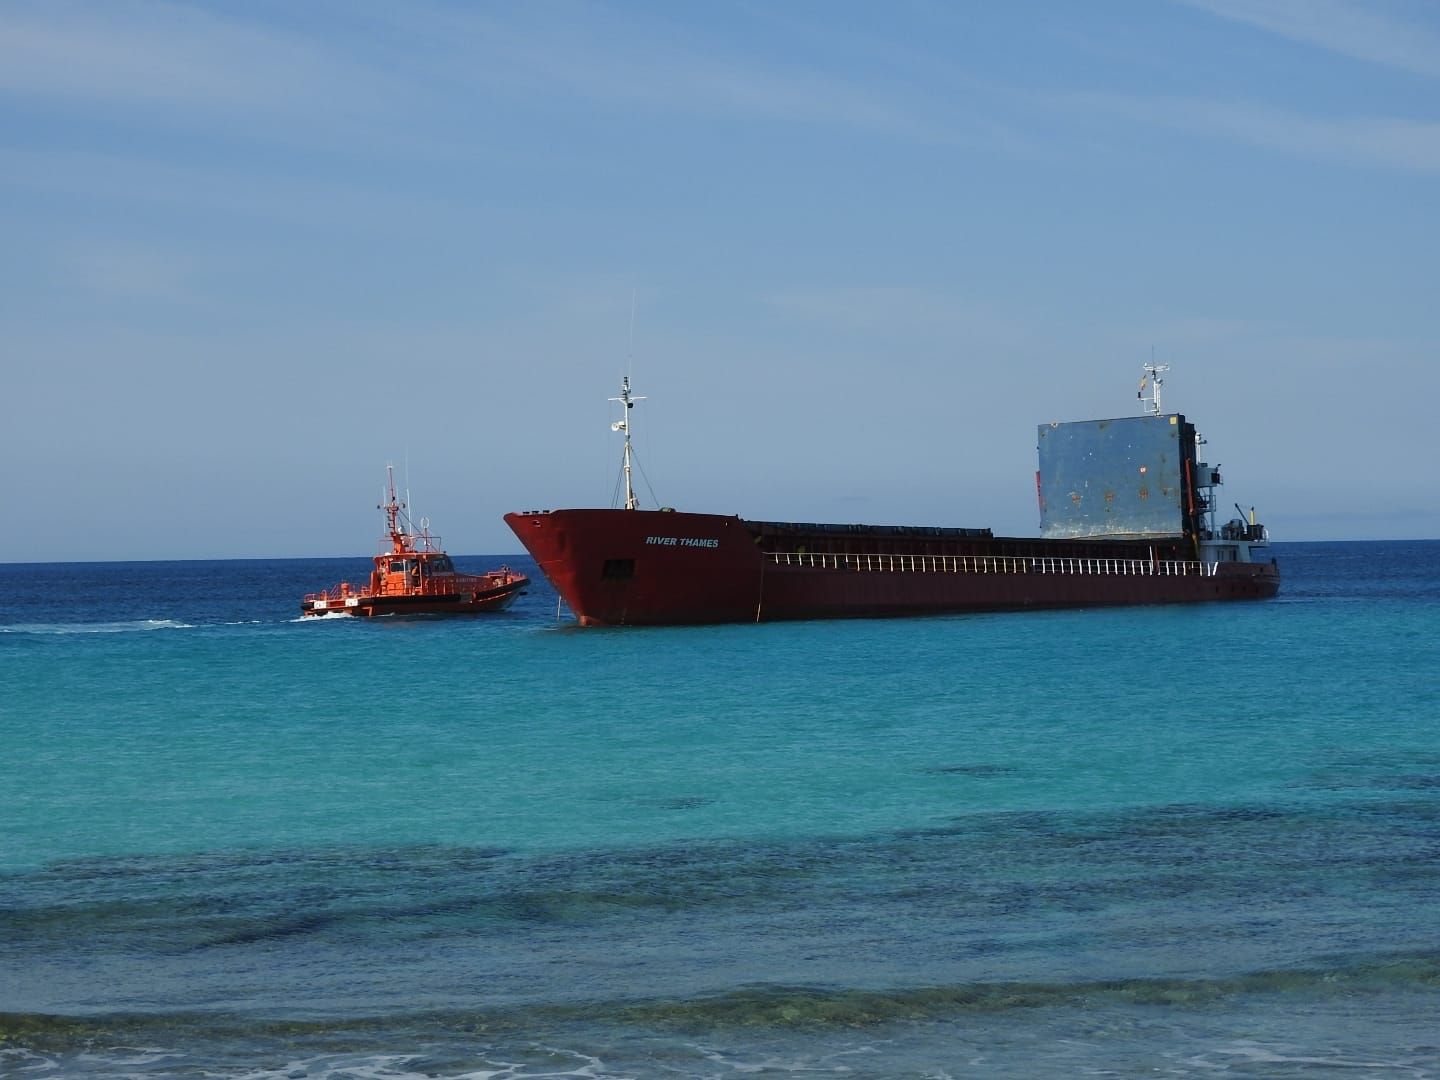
[1139,361,1170,416]
[627,288,637,380]
[609,375,646,510]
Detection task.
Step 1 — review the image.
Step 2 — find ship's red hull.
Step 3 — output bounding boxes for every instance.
[505,509,1280,627]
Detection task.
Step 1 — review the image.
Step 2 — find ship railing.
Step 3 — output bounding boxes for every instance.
[376,573,497,596]
[304,582,358,603]
[377,533,446,555]
[765,552,1219,577]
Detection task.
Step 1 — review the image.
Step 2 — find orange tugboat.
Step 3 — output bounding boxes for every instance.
[302,467,529,618]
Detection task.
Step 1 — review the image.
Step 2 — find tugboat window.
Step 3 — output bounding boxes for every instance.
[601,558,635,580]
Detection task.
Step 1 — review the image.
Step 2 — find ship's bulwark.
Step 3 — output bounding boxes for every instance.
[504,509,1280,627]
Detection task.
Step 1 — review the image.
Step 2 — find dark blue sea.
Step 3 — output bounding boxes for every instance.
[2,541,1438,1078]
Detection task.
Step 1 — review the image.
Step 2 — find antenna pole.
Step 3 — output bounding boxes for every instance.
[381,464,406,549]
[1140,362,1170,416]
[609,376,646,510]
[628,289,637,379]
[623,406,635,512]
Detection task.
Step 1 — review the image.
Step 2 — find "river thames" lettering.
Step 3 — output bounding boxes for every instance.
[644,536,720,548]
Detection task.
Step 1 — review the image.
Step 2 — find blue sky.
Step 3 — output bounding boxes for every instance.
[4,0,1438,561]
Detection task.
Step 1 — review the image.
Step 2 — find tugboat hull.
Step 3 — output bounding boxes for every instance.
[303,574,529,618]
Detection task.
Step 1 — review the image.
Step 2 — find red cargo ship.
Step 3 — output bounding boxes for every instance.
[506,367,1279,627]
[303,467,528,618]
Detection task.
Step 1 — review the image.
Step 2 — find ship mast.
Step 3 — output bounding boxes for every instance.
[609,375,646,510]
[1139,362,1170,416]
[380,464,409,552]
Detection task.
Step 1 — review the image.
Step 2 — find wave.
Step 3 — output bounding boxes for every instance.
[6,951,1440,1045]
[6,954,1438,1078]
[592,955,1440,1030]
[0,619,195,635]
[2,1043,602,1080]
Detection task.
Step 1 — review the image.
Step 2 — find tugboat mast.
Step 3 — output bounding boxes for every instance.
[609,375,646,510]
[380,464,407,549]
[1139,362,1170,416]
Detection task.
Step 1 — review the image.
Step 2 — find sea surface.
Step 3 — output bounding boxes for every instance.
[2,540,1438,1078]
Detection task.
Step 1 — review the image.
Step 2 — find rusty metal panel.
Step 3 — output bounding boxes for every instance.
[1037,414,1191,538]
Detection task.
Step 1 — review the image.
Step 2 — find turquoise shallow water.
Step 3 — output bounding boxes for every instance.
[1,541,1438,1077]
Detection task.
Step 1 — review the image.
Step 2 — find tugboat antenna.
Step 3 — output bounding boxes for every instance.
[1139,362,1170,416]
[609,375,646,511]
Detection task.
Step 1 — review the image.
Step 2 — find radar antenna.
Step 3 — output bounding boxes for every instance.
[1138,362,1170,416]
[609,375,646,510]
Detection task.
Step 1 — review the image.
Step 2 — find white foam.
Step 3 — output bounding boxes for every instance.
[224,1050,606,1079]
[1,1050,535,1080]
[0,619,195,635]
[0,1046,60,1075]
[694,1040,886,1075]
[1184,1039,1428,1073]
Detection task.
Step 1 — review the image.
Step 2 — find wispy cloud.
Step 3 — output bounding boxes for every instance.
[764,285,1026,345]
[1072,92,1440,173]
[58,244,198,302]
[0,0,966,154]
[0,0,401,122]
[1183,0,1440,77]
[391,1,945,141]
[0,146,465,232]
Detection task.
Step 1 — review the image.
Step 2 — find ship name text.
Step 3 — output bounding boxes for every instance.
[645,536,720,548]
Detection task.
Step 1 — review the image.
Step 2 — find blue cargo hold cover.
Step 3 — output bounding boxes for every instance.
[1037,413,1191,538]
